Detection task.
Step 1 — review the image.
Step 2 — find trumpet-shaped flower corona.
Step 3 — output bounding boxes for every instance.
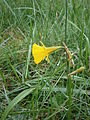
[32,41,63,64]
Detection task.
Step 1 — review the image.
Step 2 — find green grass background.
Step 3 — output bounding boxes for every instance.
[0,0,90,120]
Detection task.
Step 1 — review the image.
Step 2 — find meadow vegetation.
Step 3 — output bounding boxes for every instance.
[0,0,90,119]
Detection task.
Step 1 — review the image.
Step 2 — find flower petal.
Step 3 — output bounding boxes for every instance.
[32,43,46,64]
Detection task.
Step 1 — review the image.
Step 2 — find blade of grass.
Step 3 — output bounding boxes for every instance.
[67,75,71,120]
[42,87,90,96]
[33,0,36,41]
[44,99,68,120]
[79,23,84,66]
[8,60,21,83]
[0,69,6,85]
[2,83,10,103]
[1,88,35,120]
[32,96,35,120]
[68,19,90,54]
[50,94,54,120]
[65,0,68,43]
[37,71,65,116]
[3,0,16,18]
[25,40,32,79]
[86,40,88,68]
[72,0,76,14]
[65,0,72,119]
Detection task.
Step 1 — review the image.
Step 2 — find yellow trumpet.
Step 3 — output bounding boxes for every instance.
[32,41,63,64]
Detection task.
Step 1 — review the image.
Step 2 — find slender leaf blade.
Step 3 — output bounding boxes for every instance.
[1,88,35,120]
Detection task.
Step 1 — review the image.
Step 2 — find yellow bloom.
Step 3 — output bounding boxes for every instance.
[32,41,63,64]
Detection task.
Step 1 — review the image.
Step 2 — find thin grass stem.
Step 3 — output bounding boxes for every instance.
[65,0,71,119]
[68,75,71,120]
[65,0,68,43]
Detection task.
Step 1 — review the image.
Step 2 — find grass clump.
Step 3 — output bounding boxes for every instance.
[0,0,90,120]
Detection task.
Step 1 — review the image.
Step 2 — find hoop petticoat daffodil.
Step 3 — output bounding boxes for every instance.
[32,41,63,64]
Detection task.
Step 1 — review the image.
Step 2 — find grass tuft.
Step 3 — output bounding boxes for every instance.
[0,0,90,120]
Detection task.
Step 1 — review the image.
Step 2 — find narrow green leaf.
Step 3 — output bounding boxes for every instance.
[8,61,21,82]
[68,19,90,55]
[0,69,6,84]
[1,88,35,120]
[25,40,32,79]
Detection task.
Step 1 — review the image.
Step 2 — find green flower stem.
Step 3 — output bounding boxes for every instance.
[68,74,71,120]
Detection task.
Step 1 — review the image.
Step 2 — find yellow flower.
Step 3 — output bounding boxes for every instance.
[32,41,63,64]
